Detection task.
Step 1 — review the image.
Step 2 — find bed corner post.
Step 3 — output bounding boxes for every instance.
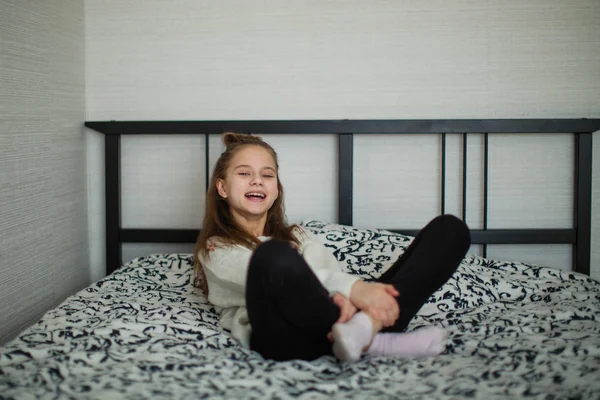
[338,133,353,226]
[574,132,592,276]
[105,134,122,276]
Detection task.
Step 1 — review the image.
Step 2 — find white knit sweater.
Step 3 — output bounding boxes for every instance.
[197,228,358,348]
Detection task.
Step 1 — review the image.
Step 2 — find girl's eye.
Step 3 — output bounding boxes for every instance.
[238,172,250,176]
[263,174,274,178]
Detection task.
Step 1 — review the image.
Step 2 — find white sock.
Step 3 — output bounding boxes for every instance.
[331,312,373,362]
[366,326,447,358]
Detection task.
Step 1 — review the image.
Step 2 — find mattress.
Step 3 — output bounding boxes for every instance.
[1,221,599,399]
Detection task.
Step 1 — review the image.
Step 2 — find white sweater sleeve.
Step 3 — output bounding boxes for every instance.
[197,241,252,308]
[298,230,359,299]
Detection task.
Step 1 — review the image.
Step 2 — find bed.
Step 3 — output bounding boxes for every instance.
[2,119,600,399]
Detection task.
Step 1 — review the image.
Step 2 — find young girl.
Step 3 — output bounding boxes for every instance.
[194,132,471,362]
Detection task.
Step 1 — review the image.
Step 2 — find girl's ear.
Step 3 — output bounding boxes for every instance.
[216,179,228,198]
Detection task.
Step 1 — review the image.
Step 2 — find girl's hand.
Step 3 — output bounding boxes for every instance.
[332,292,358,323]
[349,281,400,327]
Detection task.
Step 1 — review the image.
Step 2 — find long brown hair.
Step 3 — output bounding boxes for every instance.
[193,132,300,295]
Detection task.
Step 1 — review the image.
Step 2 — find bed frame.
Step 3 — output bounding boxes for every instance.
[84,119,600,277]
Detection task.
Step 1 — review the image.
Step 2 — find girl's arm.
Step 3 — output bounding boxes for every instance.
[299,232,360,299]
[299,230,399,326]
[198,241,252,306]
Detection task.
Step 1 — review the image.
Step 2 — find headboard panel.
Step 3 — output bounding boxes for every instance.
[84,119,600,277]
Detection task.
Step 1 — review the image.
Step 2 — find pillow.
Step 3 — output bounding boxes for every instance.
[299,220,414,280]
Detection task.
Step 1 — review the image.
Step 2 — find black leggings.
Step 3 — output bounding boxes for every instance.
[246,214,471,361]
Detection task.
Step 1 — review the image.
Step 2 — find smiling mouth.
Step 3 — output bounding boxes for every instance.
[245,192,266,200]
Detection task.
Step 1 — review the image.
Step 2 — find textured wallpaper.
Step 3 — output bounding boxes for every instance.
[85,1,600,277]
[0,1,87,344]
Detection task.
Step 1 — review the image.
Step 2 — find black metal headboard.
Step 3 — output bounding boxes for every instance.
[84,119,600,277]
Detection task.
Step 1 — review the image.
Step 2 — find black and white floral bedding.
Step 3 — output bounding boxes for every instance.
[1,220,600,399]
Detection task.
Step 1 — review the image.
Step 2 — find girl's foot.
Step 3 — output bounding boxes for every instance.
[367,326,447,358]
[331,312,373,362]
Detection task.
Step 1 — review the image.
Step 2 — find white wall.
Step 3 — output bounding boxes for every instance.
[85,0,600,280]
[0,0,87,344]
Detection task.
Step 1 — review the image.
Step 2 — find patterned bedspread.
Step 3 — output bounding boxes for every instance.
[1,221,600,399]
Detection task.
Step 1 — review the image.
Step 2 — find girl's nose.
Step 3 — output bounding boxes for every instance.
[250,174,262,185]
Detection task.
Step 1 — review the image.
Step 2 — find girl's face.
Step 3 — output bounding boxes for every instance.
[217,145,279,224]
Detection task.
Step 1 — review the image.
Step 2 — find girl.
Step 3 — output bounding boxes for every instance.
[194,132,471,362]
